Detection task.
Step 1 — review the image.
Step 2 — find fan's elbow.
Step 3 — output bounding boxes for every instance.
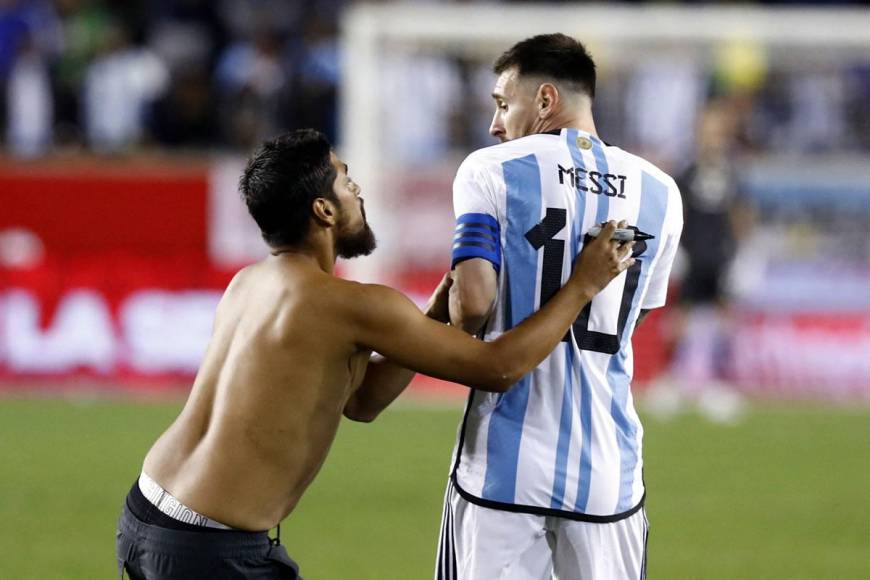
[498,368,523,392]
[476,358,521,393]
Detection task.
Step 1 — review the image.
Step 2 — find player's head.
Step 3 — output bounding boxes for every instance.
[490,33,596,142]
[239,129,376,259]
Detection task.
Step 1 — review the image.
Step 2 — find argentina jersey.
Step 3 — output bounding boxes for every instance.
[448,128,683,521]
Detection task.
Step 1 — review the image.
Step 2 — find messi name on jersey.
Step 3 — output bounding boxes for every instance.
[557,164,627,199]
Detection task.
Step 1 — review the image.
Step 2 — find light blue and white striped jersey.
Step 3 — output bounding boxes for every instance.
[449,129,683,521]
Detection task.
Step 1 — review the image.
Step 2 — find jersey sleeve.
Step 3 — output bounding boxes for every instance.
[451,156,502,273]
[642,182,684,309]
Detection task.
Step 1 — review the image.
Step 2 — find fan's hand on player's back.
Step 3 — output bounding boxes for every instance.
[570,220,635,297]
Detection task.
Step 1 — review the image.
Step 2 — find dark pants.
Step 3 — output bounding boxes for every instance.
[116,483,300,579]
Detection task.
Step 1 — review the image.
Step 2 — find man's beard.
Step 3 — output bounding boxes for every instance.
[336,219,377,259]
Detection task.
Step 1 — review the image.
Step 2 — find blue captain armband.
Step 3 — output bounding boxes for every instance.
[451,213,501,273]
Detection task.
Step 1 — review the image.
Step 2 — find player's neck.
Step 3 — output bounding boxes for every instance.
[536,110,597,137]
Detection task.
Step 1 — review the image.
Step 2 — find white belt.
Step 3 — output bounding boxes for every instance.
[138,472,233,530]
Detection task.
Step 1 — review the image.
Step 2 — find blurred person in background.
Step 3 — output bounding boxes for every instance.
[453,54,504,152]
[145,0,225,74]
[379,47,462,166]
[850,64,870,150]
[438,34,683,580]
[148,65,218,148]
[1,0,60,153]
[282,7,341,143]
[215,0,300,42]
[624,51,704,169]
[786,66,847,153]
[83,19,168,152]
[653,99,754,423]
[6,25,53,155]
[0,1,21,111]
[52,0,111,145]
[143,0,222,151]
[215,24,288,150]
[212,0,303,150]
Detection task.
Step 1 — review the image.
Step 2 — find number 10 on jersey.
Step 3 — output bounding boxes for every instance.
[525,208,645,355]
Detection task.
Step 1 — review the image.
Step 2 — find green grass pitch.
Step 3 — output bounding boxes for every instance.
[1,397,868,579]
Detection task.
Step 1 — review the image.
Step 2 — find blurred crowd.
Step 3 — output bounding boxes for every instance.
[1,0,869,161]
[0,0,344,155]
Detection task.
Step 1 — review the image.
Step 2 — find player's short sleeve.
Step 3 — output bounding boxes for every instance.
[642,181,684,309]
[451,156,502,273]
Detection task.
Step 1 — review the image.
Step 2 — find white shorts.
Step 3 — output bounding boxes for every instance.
[435,480,648,580]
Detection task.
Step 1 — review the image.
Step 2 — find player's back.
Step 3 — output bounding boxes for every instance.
[142,257,369,530]
[450,129,682,520]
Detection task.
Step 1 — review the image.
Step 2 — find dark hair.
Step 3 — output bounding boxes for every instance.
[239,129,337,247]
[493,33,596,98]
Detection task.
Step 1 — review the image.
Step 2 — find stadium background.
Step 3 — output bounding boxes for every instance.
[1,1,868,578]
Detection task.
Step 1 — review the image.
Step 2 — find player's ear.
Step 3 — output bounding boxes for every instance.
[311,197,338,227]
[537,83,559,119]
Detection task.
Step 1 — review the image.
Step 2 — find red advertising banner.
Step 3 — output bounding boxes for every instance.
[0,158,209,258]
[0,158,223,386]
[732,312,870,399]
[2,159,867,398]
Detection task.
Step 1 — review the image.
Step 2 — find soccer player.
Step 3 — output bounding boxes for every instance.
[665,100,751,422]
[115,129,634,579]
[436,35,684,579]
